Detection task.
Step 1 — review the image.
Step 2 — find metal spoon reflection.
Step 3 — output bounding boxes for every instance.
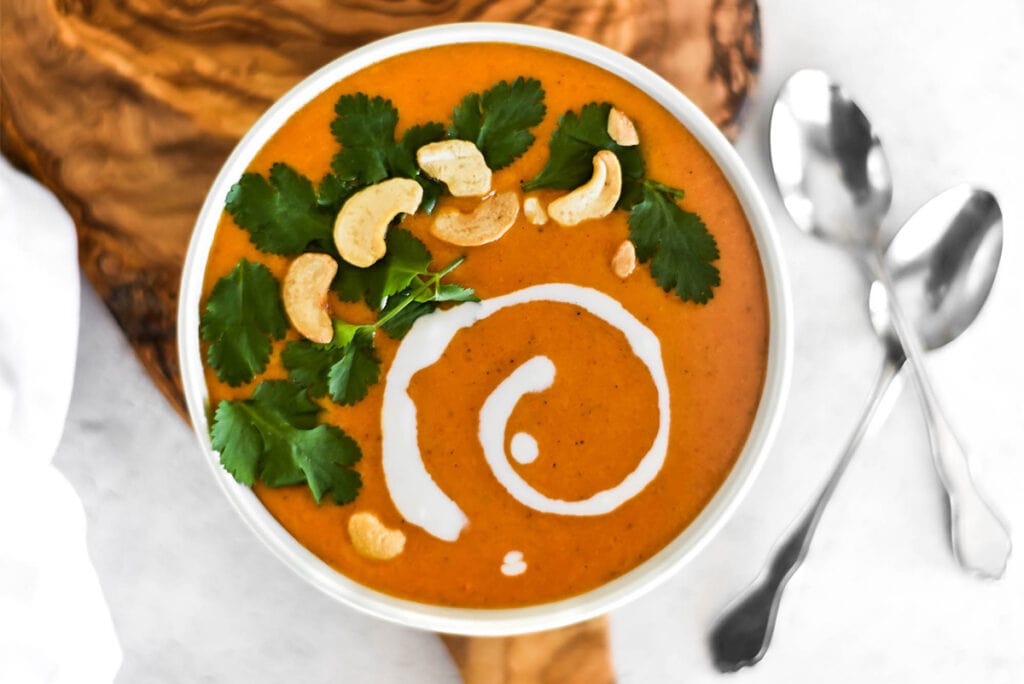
[769,69,1010,581]
[708,147,1008,672]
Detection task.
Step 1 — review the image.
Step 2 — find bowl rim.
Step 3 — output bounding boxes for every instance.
[178,21,792,637]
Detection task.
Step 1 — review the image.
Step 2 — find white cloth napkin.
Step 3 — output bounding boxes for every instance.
[0,157,122,682]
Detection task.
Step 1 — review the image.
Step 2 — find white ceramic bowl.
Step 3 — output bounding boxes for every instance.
[178,22,792,636]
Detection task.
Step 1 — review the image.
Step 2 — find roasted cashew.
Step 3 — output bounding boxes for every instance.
[547,150,622,227]
[430,191,520,246]
[607,107,639,146]
[333,178,422,267]
[611,239,637,279]
[416,140,492,197]
[348,512,406,561]
[283,253,338,344]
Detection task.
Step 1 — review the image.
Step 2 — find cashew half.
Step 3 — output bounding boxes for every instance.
[334,178,422,267]
[416,140,492,197]
[547,150,622,227]
[611,239,637,279]
[283,253,338,344]
[607,107,639,146]
[431,191,520,246]
[348,512,406,561]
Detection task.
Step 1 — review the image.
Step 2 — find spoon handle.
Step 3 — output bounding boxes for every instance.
[709,356,902,672]
[918,380,1012,578]
[868,252,1011,579]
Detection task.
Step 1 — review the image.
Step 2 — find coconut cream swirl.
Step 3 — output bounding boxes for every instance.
[381,284,670,541]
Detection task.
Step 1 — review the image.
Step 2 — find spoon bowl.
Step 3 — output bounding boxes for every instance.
[770,69,893,247]
[871,186,1004,350]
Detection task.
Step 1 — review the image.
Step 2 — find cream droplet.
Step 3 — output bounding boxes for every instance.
[501,550,527,576]
[510,432,539,464]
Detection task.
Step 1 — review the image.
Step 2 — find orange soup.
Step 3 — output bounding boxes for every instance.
[200,43,768,607]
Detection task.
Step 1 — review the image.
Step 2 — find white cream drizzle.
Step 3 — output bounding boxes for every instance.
[381,284,671,542]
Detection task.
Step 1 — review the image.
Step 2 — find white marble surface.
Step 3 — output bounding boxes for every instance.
[44,0,1024,681]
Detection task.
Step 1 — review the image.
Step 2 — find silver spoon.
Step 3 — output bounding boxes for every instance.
[708,183,1006,672]
[769,69,1011,577]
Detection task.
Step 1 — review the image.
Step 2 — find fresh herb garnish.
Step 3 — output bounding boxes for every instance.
[378,261,479,339]
[225,163,337,255]
[281,328,381,406]
[330,94,447,213]
[227,79,549,255]
[522,102,644,207]
[524,102,720,302]
[332,228,432,308]
[315,172,357,212]
[284,250,477,404]
[210,380,362,504]
[449,77,546,170]
[629,181,720,304]
[330,93,400,185]
[200,259,287,386]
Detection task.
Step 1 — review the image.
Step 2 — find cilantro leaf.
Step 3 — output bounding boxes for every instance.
[327,330,380,405]
[225,163,335,255]
[332,228,432,308]
[395,123,447,212]
[629,182,721,304]
[281,328,381,406]
[378,297,436,339]
[316,172,357,213]
[200,259,287,386]
[449,77,546,170]
[279,341,331,397]
[210,380,362,504]
[450,95,482,144]
[522,102,645,207]
[368,228,434,304]
[430,283,478,303]
[396,122,448,174]
[379,280,478,340]
[331,261,369,304]
[330,94,398,185]
[330,94,446,212]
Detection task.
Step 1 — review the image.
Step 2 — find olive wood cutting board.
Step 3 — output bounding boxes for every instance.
[0,1,760,681]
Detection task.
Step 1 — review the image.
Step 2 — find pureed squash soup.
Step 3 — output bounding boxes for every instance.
[199,43,769,607]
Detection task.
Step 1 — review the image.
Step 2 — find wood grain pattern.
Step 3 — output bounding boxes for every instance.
[441,617,614,684]
[0,0,759,414]
[0,1,760,681]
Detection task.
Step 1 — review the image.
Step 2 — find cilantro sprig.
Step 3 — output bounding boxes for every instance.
[200,259,287,386]
[280,329,380,407]
[225,164,338,255]
[449,77,546,170]
[629,182,720,303]
[376,256,478,339]
[210,380,362,504]
[522,102,644,207]
[331,94,447,213]
[524,102,720,303]
[283,247,477,405]
[226,78,548,257]
[332,228,433,308]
